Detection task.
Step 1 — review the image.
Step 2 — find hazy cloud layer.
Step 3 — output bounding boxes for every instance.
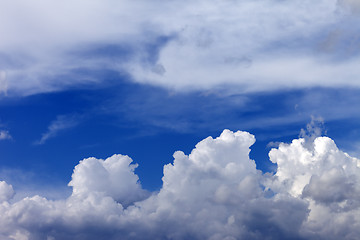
[1,129,360,239]
[0,71,8,95]
[1,0,360,96]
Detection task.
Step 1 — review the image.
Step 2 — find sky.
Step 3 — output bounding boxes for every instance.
[1,0,360,239]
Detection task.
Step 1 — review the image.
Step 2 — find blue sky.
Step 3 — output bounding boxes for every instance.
[1,0,360,239]
[1,83,360,191]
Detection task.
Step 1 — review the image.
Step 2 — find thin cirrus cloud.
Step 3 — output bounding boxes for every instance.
[34,115,79,145]
[1,0,360,96]
[0,130,12,141]
[1,129,360,239]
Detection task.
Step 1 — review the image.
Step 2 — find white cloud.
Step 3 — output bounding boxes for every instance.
[268,135,360,239]
[1,0,360,96]
[35,115,79,145]
[68,154,149,206]
[1,129,360,239]
[0,130,12,141]
[0,71,8,95]
[0,181,14,202]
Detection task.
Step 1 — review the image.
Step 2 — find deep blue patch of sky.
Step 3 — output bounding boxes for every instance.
[1,77,360,192]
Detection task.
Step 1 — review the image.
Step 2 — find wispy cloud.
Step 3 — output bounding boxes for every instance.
[0,130,12,141]
[35,115,79,145]
[1,0,360,96]
[106,85,360,138]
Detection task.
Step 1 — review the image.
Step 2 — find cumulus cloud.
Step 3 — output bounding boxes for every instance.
[0,181,14,202]
[269,135,360,239]
[1,0,360,96]
[1,129,360,239]
[68,154,149,206]
[35,115,79,145]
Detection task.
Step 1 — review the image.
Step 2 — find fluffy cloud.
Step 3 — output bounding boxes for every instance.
[68,154,149,206]
[0,181,14,202]
[1,0,360,96]
[269,136,360,239]
[1,129,360,239]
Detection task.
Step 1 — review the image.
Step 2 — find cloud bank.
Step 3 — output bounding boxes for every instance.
[1,0,360,96]
[1,129,360,239]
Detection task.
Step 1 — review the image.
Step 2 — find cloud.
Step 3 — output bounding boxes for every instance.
[1,129,360,239]
[0,71,8,95]
[268,134,360,239]
[299,116,326,149]
[68,154,149,206]
[1,0,360,96]
[35,115,79,145]
[0,130,12,141]
[0,181,14,202]
[339,0,360,13]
